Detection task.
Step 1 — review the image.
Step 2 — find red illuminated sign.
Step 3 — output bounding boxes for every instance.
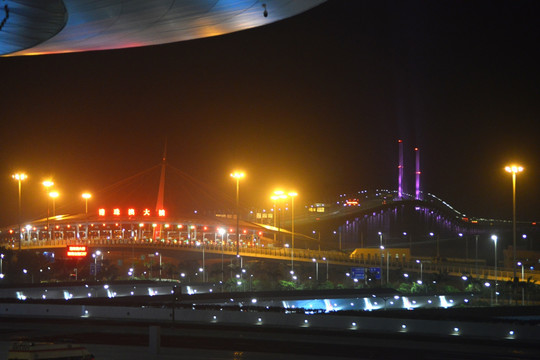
[67,246,87,257]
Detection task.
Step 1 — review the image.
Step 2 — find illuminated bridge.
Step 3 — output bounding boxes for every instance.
[1,144,538,283]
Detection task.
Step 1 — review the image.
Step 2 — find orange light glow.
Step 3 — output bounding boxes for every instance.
[505,165,524,174]
[128,208,136,216]
[113,208,121,216]
[158,209,166,217]
[98,208,106,216]
[143,209,151,216]
[67,245,87,257]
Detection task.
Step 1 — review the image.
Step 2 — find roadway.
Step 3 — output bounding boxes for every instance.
[5,237,539,284]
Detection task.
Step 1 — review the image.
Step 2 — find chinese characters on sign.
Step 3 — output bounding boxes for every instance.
[98,208,166,217]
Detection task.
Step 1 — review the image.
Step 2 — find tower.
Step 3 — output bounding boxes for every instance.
[415,147,421,200]
[398,139,404,199]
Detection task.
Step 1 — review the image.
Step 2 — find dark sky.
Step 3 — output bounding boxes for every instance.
[0,0,538,226]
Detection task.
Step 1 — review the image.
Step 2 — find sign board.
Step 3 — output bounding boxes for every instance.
[67,246,87,257]
[368,267,381,280]
[351,267,365,280]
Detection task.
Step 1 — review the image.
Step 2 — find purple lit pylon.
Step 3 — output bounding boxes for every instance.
[398,140,403,199]
[415,147,421,200]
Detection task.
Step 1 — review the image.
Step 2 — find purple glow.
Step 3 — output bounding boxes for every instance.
[415,147,421,200]
[398,140,403,199]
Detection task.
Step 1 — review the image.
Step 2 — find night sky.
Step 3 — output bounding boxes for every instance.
[0,0,538,227]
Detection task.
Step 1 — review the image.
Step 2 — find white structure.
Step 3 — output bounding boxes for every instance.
[1,0,325,56]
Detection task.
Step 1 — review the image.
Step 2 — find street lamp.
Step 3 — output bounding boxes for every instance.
[505,164,524,280]
[12,173,27,250]
[218,227,226,283]
[312,258,319,281]
[82,193,92,214]
[378,232,384,286]
[42,180,54,240]
[230,171,245,256]
[82,193,91,240]
[49,191,59,241]
[93,250,102,281]
[0,253,4,279]
[491,235,498,305]
[155,252,162,281]
[288,191,298,274]
[322,256,328,281]
[416,259,423,283]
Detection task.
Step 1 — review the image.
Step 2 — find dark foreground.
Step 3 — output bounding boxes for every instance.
[1,316,539,360]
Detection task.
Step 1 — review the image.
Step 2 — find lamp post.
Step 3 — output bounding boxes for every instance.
[378,232,383,286]
[12,173,27,250]
[49,191,59,241]
[322,256,328,281]
[271,191,287,246]
[491,235,498,305]
[288,191,298,274]
[218,228,225,283]
[0,253,4,279]
[93,250,102,281]
[155,252,162,281]
[42,180,53,240]
[416,259,423,283]
[312,258,319,281]
[230,171,245,256]
[82,193,91,240]
[517,261,525,305]
[505,165,523,280]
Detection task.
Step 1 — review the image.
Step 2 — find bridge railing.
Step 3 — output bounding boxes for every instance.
[4,238,539,283]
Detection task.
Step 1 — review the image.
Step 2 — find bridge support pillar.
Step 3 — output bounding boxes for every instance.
[149,325,161,355]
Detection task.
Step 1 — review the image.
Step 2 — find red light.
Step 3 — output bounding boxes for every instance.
[203,226,208,231]
[67,246,87,257]
[98,208,106,216]
[532,222,537,226]
[9,229,13,234]
[229,228,234,233]
[398,139,403,143]
[243,230,247,234]
[258,231,263,236]
[113,208,120,216]
[128,208,136,216]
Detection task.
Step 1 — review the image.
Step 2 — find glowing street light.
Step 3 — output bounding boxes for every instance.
[82,193,92,214]
[491,235,498,305]
[82,193,91,240]
[218,227,226,283]
[12,173,27,250]
[230,171,245,256]
[416,259,423,282]
[378,232,383,286]
[505,164,524,280]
